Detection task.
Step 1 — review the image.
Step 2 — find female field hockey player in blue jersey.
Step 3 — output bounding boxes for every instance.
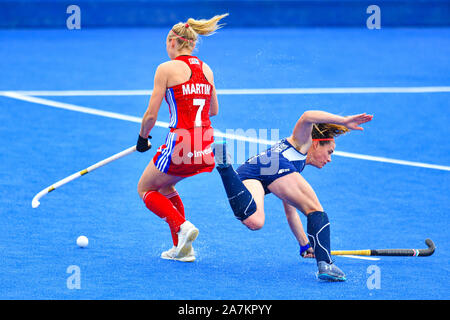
[214,110,373,281]
[135,13,228,262]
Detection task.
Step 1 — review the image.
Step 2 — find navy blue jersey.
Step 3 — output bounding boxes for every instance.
[236,138,307,194]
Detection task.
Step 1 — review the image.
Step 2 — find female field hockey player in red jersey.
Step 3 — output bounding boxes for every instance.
[136,14,229,262]
[214,111,373,281]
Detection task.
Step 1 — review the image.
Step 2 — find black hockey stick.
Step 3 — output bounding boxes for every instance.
[332,239,435,257]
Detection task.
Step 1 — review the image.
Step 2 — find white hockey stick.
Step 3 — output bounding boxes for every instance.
[31,143,149,208]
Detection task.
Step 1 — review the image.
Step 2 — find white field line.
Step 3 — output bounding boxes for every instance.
[2,91,450,172]
[2,91,168,128]
[334,151,450,171]
[1,86,450,96]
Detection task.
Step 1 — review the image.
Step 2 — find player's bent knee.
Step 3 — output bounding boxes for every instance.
[137,185,145,199]
[137,184,157,200]
[242,214,265,231]
[138,188,148,200]
[159,185,176,195]
[137,179,147,198]
[243,220,264,231]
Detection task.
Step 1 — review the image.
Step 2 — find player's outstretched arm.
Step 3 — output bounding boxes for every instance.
[291,110,373,152]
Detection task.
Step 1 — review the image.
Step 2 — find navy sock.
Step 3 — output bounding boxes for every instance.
[216,165,257,221]
[307,211,333,264]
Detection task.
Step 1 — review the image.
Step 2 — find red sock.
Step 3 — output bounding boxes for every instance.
[165,191,185,246]
[143,191,186,246]
[166,191,185,218]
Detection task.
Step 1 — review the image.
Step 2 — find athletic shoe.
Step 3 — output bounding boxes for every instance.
[161,246,196,262]
[213,140,231,168]
[317,261,347,282]
[175,221,199,259]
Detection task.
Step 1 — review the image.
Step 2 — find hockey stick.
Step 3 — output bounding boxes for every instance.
[31,142,150,208]
[331,238,435,257]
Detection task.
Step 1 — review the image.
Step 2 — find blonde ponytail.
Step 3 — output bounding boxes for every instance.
[187,13,229,36]
[169,13,229,50]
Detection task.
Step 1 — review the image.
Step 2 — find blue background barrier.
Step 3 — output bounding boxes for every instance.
[1,0,449,28]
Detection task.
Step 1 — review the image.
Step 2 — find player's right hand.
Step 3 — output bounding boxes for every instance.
[343,113,374,131]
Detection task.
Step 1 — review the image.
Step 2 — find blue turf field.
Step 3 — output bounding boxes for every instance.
[0,27,449,299]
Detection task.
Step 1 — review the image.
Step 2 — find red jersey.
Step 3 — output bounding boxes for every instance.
[152,55,216,177]
[165,55,213,129]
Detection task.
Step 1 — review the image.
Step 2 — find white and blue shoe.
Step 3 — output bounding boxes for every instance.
[317,261,347,282]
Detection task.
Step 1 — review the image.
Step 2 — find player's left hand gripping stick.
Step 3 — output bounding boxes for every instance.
[213,141,257,221]
[136,135,152,153]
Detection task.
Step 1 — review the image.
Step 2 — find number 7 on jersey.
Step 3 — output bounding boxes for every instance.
[193,98,206,127]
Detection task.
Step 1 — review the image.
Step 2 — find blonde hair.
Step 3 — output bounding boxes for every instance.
[169,13,229,50]
[312,123,349,145]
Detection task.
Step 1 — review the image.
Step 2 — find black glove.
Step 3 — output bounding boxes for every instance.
[136,135,152,153]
